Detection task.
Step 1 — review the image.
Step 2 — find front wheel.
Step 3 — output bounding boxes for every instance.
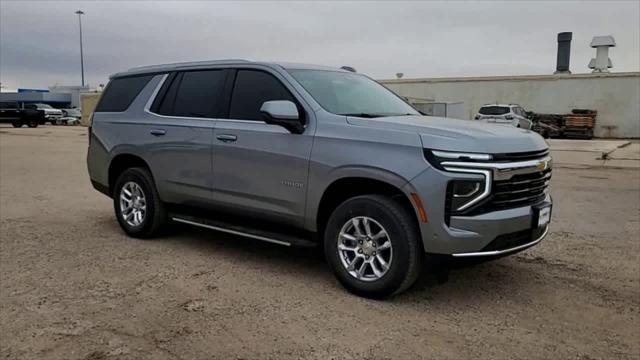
[26,119,38,128]
[324,195,423,299]
[113,167,167,238]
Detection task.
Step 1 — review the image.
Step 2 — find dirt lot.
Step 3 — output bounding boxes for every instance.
[1,125,638,359]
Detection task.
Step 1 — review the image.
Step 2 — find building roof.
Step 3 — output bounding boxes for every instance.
[379,72,640,84]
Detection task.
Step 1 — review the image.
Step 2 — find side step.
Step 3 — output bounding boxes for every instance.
[170,214,317,248]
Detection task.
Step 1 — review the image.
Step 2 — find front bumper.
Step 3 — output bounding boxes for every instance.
[405,161,552,256]
[451,225,548,257]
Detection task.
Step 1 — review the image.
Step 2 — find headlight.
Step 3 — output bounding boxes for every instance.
[424,149,492,170]
[424,149,493,213]
[448,179,487,211]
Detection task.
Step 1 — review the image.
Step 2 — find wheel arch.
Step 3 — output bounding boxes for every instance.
[314,176,422,247]
[108,153,153,195]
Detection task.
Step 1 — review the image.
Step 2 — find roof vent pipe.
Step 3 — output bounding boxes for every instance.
[588,35,616,73]
[555,32,572,74]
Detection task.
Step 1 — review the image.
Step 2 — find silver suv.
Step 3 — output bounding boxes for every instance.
[87,60,552,298]
[474,104,533,129]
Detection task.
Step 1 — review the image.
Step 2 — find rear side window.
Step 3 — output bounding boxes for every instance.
[154,70,226,118]
[479,106,510,115]
[228,70,295,121]
[95,75,153,112]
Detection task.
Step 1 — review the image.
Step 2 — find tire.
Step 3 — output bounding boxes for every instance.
[11,121,23,128]
[26,119,38,128]
[113,167,167,238]
[324,195,423,299]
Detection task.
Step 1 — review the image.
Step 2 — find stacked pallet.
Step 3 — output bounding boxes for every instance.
[563,109,597,139]
[529,109,597,139]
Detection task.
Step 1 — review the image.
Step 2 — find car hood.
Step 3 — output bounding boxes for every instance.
[346,115,547,154]
[44,108,63,115]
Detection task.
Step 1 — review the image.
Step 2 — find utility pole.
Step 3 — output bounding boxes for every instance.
[75,10,85,87]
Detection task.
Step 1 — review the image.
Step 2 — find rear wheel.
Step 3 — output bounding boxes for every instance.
[11,121,23,128]
[113,167,167,238]
[26,119,38,128]
[324,195,423,298]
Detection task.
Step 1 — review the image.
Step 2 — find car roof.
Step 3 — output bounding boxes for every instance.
[111,59,350,79]
[481,104,518,108]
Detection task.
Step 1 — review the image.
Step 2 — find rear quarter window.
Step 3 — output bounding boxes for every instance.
[479,106,510,115]
[95,75,153,112]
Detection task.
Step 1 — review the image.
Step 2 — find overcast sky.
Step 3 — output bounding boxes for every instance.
[1,0,638,90]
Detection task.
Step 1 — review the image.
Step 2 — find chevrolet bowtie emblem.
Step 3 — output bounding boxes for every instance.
[536,160,547,171]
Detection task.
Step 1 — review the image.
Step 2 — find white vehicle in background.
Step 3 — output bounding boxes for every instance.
[474,104,533,129]
[59,108,82,125]
[24,103,63,125]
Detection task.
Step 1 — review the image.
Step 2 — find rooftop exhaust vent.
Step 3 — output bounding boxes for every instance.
[589,35,616,73]
[555,32,572,74]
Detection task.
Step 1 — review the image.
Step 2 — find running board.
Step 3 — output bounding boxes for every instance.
[171,215,317,248]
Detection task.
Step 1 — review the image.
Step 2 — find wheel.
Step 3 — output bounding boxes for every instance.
[11,121,23,128]
[113,167,167,238]
[324,195,423,298]
[26,119,38,128]
[50,120,57,125]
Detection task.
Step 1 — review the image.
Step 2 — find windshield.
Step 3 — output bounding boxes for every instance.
[479,106,510,115]
[288,69,419,117]
[35,103,54,109]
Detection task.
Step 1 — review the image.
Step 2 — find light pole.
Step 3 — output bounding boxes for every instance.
[75,10,85,87]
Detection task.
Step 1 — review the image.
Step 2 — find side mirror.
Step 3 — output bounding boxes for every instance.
[260,100,304,134]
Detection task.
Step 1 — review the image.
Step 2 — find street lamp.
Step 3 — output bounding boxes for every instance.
[75,10,85,87]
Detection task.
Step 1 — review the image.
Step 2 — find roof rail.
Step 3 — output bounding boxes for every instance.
[126,59,250,73]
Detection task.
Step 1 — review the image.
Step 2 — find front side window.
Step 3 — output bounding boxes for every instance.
[288,69,418,118]
[228,70,296,121]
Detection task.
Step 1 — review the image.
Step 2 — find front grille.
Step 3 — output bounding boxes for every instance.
[487,168,551,211]
[492,149,550,162]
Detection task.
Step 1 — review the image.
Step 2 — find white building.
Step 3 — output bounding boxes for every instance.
[381,72,640,138]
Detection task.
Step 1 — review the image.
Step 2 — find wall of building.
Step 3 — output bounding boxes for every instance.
[49,85,91,108]
[0,92,71,106]
[381,72,640,138]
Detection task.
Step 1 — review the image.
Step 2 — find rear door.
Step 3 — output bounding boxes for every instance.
[211,69,313,227]
[144,69,228,206]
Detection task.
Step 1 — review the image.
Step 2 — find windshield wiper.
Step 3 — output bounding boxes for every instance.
[339,113,385,118]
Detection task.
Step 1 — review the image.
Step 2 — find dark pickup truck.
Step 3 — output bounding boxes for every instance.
[0,102,46,128]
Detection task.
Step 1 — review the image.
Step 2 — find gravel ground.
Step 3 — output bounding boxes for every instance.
[1,125,638,360]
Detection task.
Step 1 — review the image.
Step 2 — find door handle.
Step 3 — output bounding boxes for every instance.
[216,134,237,142]
[150,129,166,136]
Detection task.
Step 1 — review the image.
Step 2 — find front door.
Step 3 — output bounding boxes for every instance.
[211,69,313,227]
